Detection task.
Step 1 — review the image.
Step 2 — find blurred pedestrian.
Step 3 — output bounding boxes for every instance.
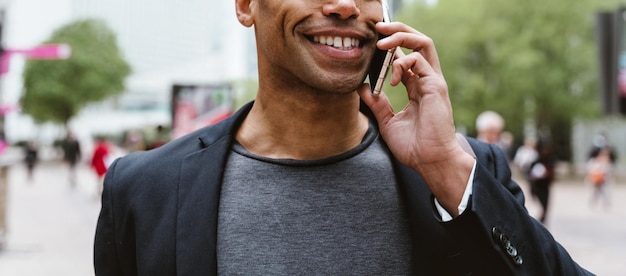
[23,140,38,182]
[527,138,556,224]
[586,147,613,210]
[148,125,169,149]
[63,130,82,187]
[587,133,617,165]
[513,137,538,180]
[91,137,110,198]
[123,129,146,152]
[475,110,513,158]
[475,111,504,144]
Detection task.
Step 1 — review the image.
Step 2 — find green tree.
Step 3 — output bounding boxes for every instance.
[20,18,131,127]
[381,0,621,159]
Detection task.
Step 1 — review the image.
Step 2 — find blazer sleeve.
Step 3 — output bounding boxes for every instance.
[441,139,593,275]
[94,158,124,275]
[94,158,138,276]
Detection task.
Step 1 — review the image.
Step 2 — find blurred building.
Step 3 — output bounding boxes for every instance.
[70,0,256,88]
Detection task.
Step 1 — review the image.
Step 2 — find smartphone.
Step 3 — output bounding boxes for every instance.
[367,0,395,96]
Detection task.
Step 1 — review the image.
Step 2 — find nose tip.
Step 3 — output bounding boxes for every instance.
[322,0,361,20]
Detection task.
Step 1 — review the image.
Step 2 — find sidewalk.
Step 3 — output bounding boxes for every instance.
[521,177,626,275]
[0,161,101,276]
[0,160,624,275]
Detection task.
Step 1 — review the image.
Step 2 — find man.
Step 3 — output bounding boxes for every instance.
[94,0,591,275]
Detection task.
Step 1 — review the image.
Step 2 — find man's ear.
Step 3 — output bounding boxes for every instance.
[236,0,255,27]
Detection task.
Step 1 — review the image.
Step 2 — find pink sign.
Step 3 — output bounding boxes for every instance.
[11,44,72,59]
[1,44,72,75]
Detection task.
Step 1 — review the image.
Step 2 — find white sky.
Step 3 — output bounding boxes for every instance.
[4,0,72,48]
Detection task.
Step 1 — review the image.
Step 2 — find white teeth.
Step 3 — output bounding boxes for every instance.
[325,37,333,46]
[343,37,351,48]
[313,35,360,50]
[333,37,342,48]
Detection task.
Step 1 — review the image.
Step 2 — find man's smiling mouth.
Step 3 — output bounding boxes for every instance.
[312,36,361,50]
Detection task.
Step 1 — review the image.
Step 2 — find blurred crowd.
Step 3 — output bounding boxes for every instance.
[475,110,619,224]
[6,124,172,197]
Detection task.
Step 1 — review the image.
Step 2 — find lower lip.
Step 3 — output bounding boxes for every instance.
[312,41,362,60]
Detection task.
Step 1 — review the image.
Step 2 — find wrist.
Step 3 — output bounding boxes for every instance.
[417,149,475,216]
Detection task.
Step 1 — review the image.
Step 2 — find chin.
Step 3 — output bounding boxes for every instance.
[314,85,359,96]
[317,78,363,95]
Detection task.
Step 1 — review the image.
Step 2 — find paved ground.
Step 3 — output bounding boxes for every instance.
[0,160,101,276]
[0,160,624,275]
[520,175,626,276]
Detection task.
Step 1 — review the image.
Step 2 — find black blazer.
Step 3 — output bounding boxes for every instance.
[94,102,591,275]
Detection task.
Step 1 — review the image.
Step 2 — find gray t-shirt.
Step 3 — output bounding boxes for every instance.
[217,126,412,275]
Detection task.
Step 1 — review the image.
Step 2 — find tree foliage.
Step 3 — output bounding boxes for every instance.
[20,18,131,126]
[381,0,622,158]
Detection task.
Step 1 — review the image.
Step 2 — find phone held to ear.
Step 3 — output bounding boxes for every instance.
[367,0,396,96]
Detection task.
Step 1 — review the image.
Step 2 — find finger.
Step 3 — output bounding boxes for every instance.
[389,51,434,88]
[357,83,395,127]
[394,51,436,80]
[376,22,441,73]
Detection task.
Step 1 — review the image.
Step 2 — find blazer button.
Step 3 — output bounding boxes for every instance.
[492,227,502,241]
[491,226,523,266]
[504,240,518,257]
[513,255,524,265]
[497,231,511,250]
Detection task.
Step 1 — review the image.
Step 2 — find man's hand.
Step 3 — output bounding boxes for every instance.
[358,22,474,216]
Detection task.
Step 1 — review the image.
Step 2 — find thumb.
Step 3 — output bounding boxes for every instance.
[357,83,395,127]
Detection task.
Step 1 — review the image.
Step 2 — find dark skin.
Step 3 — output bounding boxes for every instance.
[235,0,474,217]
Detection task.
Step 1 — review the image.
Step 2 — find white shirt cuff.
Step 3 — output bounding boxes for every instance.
[434,159,476,222]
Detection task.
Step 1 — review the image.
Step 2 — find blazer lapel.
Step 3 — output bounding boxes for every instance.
[175,102,253,275]
[175,136,229,274]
